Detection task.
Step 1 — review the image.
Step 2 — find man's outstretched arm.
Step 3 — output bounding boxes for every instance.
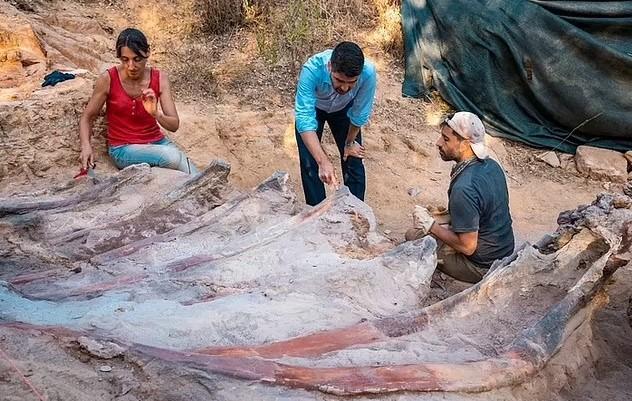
[300,131,337,187]
[295,64,338,187]
[344,63,376,160]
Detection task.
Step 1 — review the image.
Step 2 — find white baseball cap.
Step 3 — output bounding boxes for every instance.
[444,112,488,159]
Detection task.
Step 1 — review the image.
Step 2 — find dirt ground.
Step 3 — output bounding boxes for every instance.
[167,39,610,248]
[1,0,631,399]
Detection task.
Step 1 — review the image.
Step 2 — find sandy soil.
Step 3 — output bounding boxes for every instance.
[168,58,608,246]
[561,267,632,401]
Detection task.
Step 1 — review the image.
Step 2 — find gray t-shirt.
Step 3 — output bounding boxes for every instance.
[448,158,514,267]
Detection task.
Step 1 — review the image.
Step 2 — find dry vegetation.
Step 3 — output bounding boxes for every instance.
[253,0,403,67]
[121,0,405,100]
[250,0,380,69]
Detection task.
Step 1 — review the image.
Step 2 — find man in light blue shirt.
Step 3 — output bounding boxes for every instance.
[295,41,377,205]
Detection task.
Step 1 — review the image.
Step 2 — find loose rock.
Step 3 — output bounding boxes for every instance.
[79,336,125,359]
[536,152,560,168]
[575,146,627,183]
[407,187,422,198]
[558,153,574,171]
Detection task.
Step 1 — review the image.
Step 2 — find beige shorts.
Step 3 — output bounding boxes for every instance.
[405,228,487,284]
[436,244,487,283]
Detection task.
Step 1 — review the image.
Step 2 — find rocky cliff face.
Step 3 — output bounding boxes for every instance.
[0,1,113,182]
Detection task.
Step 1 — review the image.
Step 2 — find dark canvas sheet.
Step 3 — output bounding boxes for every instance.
[402,0,632,152]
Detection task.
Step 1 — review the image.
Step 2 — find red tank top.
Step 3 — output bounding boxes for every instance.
[106,67,164,146]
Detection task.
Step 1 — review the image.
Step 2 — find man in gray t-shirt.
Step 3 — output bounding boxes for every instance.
[405,112,514,283]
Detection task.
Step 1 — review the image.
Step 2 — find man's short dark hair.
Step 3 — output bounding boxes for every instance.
[330,41,364,77]
[116,28,150,58]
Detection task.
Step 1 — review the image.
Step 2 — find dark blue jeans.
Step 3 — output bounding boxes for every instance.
[296,106,366,206]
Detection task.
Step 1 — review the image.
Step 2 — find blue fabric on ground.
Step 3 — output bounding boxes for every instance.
[42,70,76,87]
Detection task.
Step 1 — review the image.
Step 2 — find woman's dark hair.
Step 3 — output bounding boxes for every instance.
[116,28,150,58]
[330,41,364,77]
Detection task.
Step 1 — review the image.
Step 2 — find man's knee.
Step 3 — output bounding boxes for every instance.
[343,158,365,180]
[436,249,485,284]
[300,158,319,179]
[405,228,425,241]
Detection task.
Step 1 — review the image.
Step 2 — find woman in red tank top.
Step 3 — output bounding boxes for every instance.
[79,28,197,174]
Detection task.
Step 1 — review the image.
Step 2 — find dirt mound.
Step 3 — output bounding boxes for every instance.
[0,1,110,97]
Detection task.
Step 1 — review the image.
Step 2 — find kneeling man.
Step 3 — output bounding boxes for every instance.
[407,112,514,283]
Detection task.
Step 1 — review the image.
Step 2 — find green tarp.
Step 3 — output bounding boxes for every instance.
[402,0,632,153]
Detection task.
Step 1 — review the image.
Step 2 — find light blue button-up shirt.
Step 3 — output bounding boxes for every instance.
[295,49,377,134]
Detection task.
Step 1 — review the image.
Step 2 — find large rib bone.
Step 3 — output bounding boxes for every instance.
[0,163,153,217]
[1,166,629,399]
[5,172,299,300]
[1,184,435,347]
[0,164,157,272]
[49,160,233,258]
[91,171,298,266]
[125,223,624,395]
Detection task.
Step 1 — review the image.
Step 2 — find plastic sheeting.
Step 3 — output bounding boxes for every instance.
[402,0,632,152]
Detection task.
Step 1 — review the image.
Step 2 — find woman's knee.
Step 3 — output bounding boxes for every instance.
[156,146,185,169]
[109,144,194,173]
[108,146,141,169]
[157,146,197,173]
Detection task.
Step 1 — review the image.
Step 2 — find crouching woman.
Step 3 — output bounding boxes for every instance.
[79,28,197,174]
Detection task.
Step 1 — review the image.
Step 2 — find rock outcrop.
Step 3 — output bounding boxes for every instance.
[575,145,628,183]
[0,1,113,182]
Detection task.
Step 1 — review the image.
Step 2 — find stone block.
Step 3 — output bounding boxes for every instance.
[575,145,627,183]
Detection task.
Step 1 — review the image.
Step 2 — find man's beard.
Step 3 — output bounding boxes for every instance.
[438,150,452,161]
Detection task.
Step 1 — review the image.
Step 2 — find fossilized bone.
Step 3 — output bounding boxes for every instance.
[91,171,298,265]
[117,228,622,396]
[166,196,628,395]
[1,183,435,347]
[5,171,300,301]
[128,197,629,395]
[1,166,630,399]
[0,163,153,217]
[0,165,158,271]
[49,161,233,258]
[0,224,620,396]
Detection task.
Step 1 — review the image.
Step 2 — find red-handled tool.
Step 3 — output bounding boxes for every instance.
[74,163,97,180]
